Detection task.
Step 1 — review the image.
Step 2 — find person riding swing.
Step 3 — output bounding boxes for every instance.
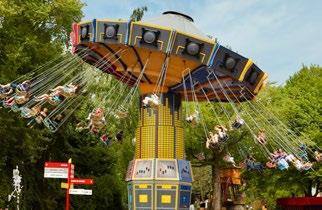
[76,108,106,134]
[4,91,30,107]
[35,90,66,106]
[256,129,267,145]
[50,83,79,98]
[223,153,236,166]
[214,125,229,142]
[231,116,245,129]
[206,131,219,149]
[186,110,199,124]
[0,80,31,99]
[27,107,49,128]
[87,108,106,133]
[35,83,80,106]
[142,94,160,108]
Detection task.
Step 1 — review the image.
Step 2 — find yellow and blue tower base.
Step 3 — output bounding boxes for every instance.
[126,92,193,210]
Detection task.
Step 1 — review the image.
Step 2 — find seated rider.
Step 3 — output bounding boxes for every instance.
[271,149,286,161]
[87,108,106,133]
[14,80,32,93]
[20,106,41,119]
[265,157,277,169]
[285,154,296,163]
[291,158,312,171]
[0,80,31,97]
[0,84,14,99]
[301,162,313,171]
[271,150,278,160]
[100,134,111,146]
[186,110,199,124]
[277,157,289,170]
[277,149,287,158]
[314,151,321,162]
[27,107,48,128]
[299,143,308,160]
[75,121,87,132]
[52,114,64,126]
[223,153,236,166]
[114,109,128,119]
[116,130,124,142]
[142,94,160,108]
[256,129,267,145]
[214,125,228,142]
[75,108,106,133]
[131,137,136,146]
[231,116,245,129]
[4,91,30,106]
[271,149,288,170]
[35,90,65,106]
[50,83,79,97]
[245,155,264,172]
[206,131,219,149]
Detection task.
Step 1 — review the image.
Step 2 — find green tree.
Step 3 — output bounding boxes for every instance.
[0,0,85,208]
[284,65,322,147]
[130,6,148,21]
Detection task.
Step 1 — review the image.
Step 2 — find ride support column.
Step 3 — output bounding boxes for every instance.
[126,84,193,210]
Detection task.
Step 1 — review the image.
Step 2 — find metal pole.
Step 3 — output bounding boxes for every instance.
[66,158,72,210]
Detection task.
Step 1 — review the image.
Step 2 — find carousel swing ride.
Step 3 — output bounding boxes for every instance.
[1,11,321,210]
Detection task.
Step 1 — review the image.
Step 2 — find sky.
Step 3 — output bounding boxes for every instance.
[81,0,322,84]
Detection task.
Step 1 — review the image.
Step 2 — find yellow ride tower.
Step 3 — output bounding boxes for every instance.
[125,87,193,210]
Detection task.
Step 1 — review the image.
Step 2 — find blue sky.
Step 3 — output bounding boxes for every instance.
[82,0,322,84]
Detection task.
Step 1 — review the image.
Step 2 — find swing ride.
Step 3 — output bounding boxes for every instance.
[70,11,269,210]
[0,11,321,210]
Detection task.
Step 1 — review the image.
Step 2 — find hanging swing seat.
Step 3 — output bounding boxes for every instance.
[43,118,58,133]
[245,159,264,172]
[231,118,245,129]
[11,104,20,112]
[20,107,33,118]
[115,110,128,119]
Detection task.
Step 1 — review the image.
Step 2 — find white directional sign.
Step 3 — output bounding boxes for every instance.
[44,168,68,178]
[69,189,92,195]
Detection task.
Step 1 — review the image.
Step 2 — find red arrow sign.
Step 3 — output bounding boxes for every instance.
[45,162,69,168]
[70,178,94,185]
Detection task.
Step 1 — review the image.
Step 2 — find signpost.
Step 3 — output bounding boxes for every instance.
[44,159,94,210]
[61,182,74,189]
[70,178,94,185]
[44,162,74,179]
[69,189,93,195]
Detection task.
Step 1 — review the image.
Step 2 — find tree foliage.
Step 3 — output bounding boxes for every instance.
[130,6,148,21]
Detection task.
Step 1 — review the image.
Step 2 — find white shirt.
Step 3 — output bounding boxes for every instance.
[189,204,195,210]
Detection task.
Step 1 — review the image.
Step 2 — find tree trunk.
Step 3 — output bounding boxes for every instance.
[211,158,221,210]
[304,180,312,196]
